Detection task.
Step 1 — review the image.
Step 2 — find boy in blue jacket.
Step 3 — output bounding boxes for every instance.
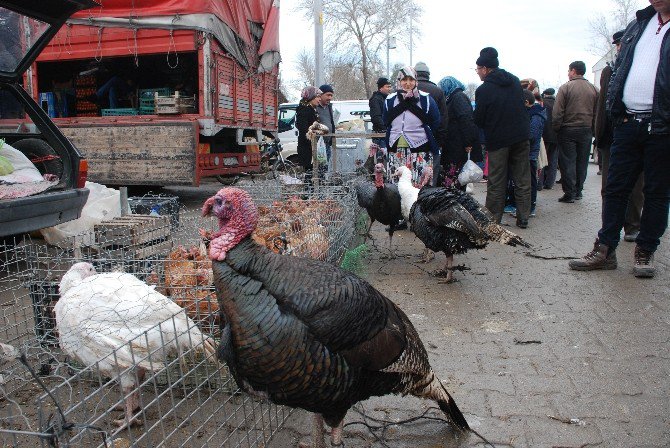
[523,89,546,216]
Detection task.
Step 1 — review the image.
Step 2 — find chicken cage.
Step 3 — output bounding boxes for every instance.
[0,178,362,447]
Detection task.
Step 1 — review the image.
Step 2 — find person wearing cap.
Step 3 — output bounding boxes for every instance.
[295,86,322,171]
[594,30,643,244]
[415,61,448,185]
[383,65,441,182]
[369,77,392,153]
[473,47,532,228]
[570,0,670,278]
[538,88,559,189]
[316,84,336,165]
[552,61,598,203]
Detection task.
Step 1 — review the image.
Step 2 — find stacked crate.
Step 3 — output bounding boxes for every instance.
[138,87,172,114]
[74,75,97,117]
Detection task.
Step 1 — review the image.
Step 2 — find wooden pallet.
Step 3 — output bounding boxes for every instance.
[94,215,172,259]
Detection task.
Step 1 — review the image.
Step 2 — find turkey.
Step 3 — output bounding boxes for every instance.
[409,186,531,283]
[55,262,217,427]
[394,165,418,221]
[355,162,403,256]
[202,187,470,448]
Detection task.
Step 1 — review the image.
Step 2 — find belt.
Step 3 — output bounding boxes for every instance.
[624,112,652,121]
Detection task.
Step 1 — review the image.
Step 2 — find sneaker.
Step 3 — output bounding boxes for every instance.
[569,239,617,271]
[530,208,536,217]
[633,246,655,278]
[504,205,516,214]
[558,195,575,203]
[623,231,639,242]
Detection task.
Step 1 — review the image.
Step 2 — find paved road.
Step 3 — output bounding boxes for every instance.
[169,165,669,448]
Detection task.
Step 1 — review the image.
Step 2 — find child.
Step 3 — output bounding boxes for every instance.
[522,89,546,216]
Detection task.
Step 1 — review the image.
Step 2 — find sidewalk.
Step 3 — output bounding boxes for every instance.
[266,165,669,447]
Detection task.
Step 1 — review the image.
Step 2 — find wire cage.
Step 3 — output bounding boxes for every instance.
[0,178,363,447]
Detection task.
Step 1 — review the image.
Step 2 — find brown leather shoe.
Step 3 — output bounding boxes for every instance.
[569,239,617,271]
[633,246,655,278]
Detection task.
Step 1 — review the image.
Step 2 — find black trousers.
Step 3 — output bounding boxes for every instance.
[557,127,592,198]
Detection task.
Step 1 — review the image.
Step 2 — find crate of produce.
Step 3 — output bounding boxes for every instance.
[155,91,196,114]
[128,194,180,229]
[101,108,138,116]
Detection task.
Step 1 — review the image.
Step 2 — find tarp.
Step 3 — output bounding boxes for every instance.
[69,0,279,71]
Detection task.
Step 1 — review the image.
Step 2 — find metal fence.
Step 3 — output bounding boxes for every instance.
[0,179,362,447]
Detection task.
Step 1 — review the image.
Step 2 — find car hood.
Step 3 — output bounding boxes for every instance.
[0,0,97,82]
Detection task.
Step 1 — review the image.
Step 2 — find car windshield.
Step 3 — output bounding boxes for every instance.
[278,107,296,126]
[0,7,50,73]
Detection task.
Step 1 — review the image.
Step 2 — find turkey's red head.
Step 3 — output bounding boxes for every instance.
[418,166,433,188]
[374,163,385,188]
[202,188,259,261]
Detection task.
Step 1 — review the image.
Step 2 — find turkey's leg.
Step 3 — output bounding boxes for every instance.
[438,254,455,283]
[419,248,435,263]
[298,413,326,448]
[330,420,344,446]
[113,369,145,428]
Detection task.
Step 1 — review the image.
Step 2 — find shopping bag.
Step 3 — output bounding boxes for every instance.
[457,152,483,185]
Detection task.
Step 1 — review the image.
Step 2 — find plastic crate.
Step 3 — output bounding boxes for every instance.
[101,108,138,116]
[128,195,180,230]
[139,105,155,114]
[139,87,172,98]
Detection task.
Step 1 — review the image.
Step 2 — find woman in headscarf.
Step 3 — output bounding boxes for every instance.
[438,76,482,188]
[295,86,322,171]
[383,65,441,183]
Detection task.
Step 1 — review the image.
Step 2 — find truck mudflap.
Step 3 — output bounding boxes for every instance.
[59,120,199,186]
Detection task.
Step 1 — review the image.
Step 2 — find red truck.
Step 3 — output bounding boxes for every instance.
[26,0,280,186]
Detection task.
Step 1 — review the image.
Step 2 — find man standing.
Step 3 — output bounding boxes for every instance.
[317,84,336,164]
[539,88,559,189]
[473,47,531,228]
[415,62,447,185]
[570,0,669,278]
[369,77,391,152]
[552,61,598,203]
[594,30,644,243]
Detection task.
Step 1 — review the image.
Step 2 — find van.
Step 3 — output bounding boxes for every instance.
[277,100,371,166]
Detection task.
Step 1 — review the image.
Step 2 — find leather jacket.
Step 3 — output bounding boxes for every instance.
[606,5,670,134]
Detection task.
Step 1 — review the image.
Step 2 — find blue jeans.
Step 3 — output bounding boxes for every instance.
[598,119,670,252]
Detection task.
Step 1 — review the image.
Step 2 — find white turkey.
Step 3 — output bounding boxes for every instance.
[55,262,216,427]
[202,187,470,448]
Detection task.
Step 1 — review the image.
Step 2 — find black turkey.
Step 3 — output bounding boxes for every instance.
[410,186,530,283]
[355,163,403,256]
[202,187,469,448]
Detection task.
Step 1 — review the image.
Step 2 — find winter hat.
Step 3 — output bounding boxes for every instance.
[376,77,390,89]
[476,47,499,68]
[438,76,466,99]
[301,86,322,102]
[414,61,430,74]
[542,88,555,96]
[319,84,334,94]
[612,30,625,44]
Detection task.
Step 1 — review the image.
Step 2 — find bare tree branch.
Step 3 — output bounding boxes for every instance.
[587,0,645,56]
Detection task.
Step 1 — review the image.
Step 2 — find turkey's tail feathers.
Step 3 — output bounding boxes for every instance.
[484,223,531,248]
[436,379,470,431]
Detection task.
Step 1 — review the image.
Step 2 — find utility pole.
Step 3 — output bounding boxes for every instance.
[409,17,413,66]
[314,0,324,87]
[387,34,396,78]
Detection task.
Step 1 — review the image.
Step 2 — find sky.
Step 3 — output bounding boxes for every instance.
[278,0,648,100]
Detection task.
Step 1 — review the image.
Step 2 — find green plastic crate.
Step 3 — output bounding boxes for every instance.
[101,108,138,116]
[138,87,172,99]
[139,106,155,115]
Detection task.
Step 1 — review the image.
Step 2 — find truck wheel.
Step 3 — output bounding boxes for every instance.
[216,175,239,185]
[12,138,64,179]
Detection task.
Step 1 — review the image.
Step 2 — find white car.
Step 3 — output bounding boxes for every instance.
[277,100,372,171]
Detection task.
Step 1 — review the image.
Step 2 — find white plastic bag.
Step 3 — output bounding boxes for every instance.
[458,153,483,185]
[0,142,43,183]
[316,137,327,163]
[40,182,125,247]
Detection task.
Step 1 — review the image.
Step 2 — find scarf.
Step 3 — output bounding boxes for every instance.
[438,76,466,100]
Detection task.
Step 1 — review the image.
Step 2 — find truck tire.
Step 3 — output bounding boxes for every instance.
[12,138,64,180]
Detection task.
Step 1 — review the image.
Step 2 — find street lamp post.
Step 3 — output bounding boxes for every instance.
[386,33,396,78]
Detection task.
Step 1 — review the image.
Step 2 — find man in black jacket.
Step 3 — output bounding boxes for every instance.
[415,62,447,185]
[473,47,531,228]
[539,88,559,189]
[369,77,392,151]
[570,0,669,278]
